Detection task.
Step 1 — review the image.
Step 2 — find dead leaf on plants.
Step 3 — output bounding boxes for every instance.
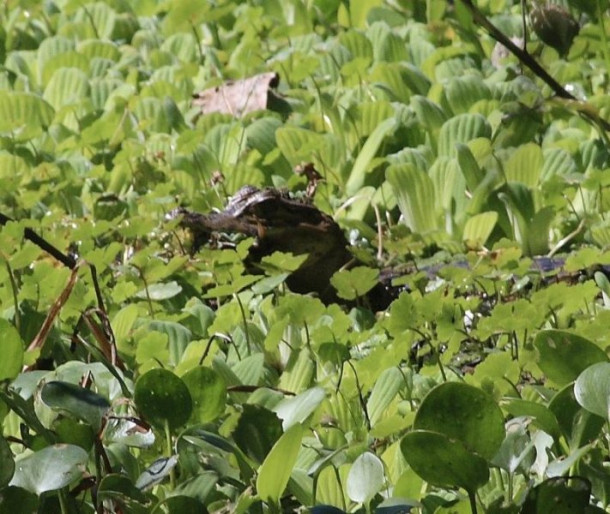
[193,72,281,117]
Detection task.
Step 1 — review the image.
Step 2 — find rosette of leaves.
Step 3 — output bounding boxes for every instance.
[530,1,579,56]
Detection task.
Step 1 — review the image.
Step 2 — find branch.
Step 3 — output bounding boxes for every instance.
[458,0,610,132]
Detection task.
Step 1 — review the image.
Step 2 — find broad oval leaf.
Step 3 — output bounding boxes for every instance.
[134,369,192,430]
[346,452,385,504]
[9,444,88,496]
[41,381,110,432]
[182,366,226,423]
[0,436,14,489]
[414,381,504,460]
[400,430,489,493]
[534,330,608,386]
[574,362,610,420]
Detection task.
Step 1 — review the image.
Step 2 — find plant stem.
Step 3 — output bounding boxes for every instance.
[164,419,176,490]
[468,490,478,514]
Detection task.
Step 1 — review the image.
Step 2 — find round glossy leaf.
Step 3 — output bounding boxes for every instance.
[41,381,110,432]
[400,430,489,493]
[0,436,15,489]
[134,369,192,430]
[0,486,38,513]
[414,382,504,460]
[521,476,590,514]
[574,362,610,420]
[346,452,385,504]
[534,330,607,386]
[9,444,88,496]
[548,383,605,446]
[98,473,150,508]
[182,366,226,423]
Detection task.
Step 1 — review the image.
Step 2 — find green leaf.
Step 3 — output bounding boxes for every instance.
[574,362,610,420]
[136,281,182,301]
[346,117,397,195]
[0,92,54,140]
[40,381,110,432]
[414,382,504,460]
[134,369,192,430]
[400,430,489,493]
[438,113,491,157]
[233,404,283,464]
[367,367,403,427]
[534,330,608,386]
[463,211,498,248]
[43,68,89,110]
[256,423,304,506]
[387,163,439,233]
[182,366,226,424]
[0,436,15,489]
[346,452,385,504]
[0,319,23,381]
[9,444,88,496]
[330,266,379,300]
[521,477,590,514]
[505,143,543,188]
[273,386,326,430]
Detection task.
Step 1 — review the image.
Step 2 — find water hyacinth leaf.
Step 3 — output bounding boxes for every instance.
[134,369,192,430]
[534,330,608,386]
[346,452,385,504]
[9,444,88,495]
[400,430,489,492]
[233,404,283,464]
[0,319,23,381]
[502,399,561,439]
[0,436,14,489]
[330,266,379,300]
[135,455,179,490]
[414,382,504,460]
[256,423,304,506]
[521,476,590,514]
[97,473,150,510]
[367,367,403,427]
[548,383,605,448]
[40,381,110,432]
[273,386,326,430]
[387,163,438,233]
[181,366,226,423]
[574,362,610,420]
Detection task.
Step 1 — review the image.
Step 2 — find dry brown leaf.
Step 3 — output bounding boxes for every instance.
[193,72,279,117]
